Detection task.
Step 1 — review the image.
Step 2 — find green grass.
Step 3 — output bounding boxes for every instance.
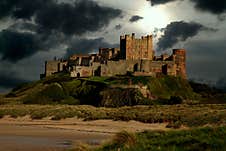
[61,80,82,96]
[148,76,197,99]
[87,76,198,100]
[0,104,225,127]
[86,76,112,84]
[16,77,108,106]
[22,83,68,104]
[5,74,226,107]
[41,72,72,84]
[4,75,200,106]
[97,126,226,151]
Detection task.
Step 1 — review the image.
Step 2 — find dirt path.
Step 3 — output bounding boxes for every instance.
[0,116,168,151]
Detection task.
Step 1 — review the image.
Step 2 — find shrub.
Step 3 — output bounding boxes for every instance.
[61,80,82,96]
[31,111,49,119]
[0,111,4,119]
[41,83,66,101]
[148,76,196,100]
[60,97,80,105]
[5,93,17,98]
[69,80,106,106]
[154,96,183,105]
[100,88,144,107]
[168,96,183,105]
[130,76,150,85]
[166,121,182,129]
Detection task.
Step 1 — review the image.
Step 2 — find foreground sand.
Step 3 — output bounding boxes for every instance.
[0,116,168,151]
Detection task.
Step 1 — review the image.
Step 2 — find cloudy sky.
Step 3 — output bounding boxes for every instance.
[0,0,226,92]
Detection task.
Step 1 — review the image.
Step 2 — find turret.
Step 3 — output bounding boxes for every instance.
[173,49,186,78]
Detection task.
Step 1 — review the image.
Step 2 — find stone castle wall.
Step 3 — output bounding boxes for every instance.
[43,34,187,79]
[120,33,153,60]
[45,61,61,77]
[81,59,177,77]
[100,60,139,76]
[173,49,186,78]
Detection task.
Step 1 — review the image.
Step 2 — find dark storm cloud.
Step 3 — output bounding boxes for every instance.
[157,21,216,51]
[216,77,226,91]
[115,24,122,30]
[190,0,226,15]
[35,0,122,35]
[0,0,49,19]
[0,0,16,19]
[0,0,122,35]
[8,22,39,32]
[0,72,29,89]
[148,0,226,15]
[147,0,178,6]
[129,15,144,22]
[66,37,119,57]
[0,0,122,62]
[0,29,40,62]
[0,22,68,63]
[185,38,226,82]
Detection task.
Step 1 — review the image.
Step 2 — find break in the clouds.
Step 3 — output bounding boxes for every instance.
[129,15,144,23]
[157,21,216,51]
[148,0,226,15]
[66,37,119,57]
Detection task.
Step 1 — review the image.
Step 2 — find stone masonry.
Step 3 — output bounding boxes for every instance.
[120,33,153,60]
[43,33,187,79]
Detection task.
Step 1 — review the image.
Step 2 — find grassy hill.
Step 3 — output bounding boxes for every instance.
[2,73,224,106]
[1,74,225,151]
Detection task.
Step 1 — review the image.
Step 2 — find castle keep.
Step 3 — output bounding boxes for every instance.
[43,33,186,79]
[120,33,153,60]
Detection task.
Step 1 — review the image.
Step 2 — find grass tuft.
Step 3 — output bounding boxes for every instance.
[112,131,136,148]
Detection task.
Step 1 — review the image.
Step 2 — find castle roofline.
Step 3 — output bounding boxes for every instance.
[70,54,90,57]
[120,33,152,40]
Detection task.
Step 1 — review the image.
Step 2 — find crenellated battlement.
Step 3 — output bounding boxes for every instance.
[43,33,186,79]
[120,33,154,60]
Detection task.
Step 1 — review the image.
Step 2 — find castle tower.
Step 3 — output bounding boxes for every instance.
[173,49,186,79]
[120,33,154,60]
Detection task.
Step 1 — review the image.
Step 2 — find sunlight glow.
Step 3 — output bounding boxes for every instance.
[139,3,170,32]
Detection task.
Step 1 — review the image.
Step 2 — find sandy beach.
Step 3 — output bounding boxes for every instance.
[0,116,167,151]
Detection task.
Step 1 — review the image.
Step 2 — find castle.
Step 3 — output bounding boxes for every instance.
[43,33,186,79]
